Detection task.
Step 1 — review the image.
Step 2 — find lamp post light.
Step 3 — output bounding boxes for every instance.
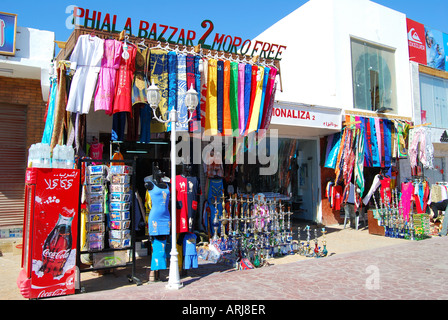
[147,81,199,290]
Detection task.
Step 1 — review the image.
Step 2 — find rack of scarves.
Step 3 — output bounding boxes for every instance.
[323,115,411,208]
[44,34,279,156]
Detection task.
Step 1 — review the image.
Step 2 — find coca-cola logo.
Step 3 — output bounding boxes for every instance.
[37,288,67,298]
[42,249,70,260]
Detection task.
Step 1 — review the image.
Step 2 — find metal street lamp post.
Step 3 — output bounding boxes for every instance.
[147,82,199,290]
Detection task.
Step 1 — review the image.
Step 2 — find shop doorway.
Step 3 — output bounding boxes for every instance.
[295,139,319,222]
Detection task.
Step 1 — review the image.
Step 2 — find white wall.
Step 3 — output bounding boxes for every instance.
[0,26,55,101]
[253,0,413,118]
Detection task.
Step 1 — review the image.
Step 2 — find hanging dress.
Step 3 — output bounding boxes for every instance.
[112,43,137,115]
[94,39,122,114]
[66,35,104,114]
[42,77,57,144]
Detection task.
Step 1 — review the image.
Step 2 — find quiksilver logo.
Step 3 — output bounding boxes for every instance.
[408,28,422,44]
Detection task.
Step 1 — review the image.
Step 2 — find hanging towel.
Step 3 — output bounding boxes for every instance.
[217,60,224,134]
[238,63,246,136]
[205,58,218,135]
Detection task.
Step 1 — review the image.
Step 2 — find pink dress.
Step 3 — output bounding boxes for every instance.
[94,39,123,114]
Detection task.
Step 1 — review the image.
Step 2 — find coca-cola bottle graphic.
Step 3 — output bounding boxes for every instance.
[39,207,75,277]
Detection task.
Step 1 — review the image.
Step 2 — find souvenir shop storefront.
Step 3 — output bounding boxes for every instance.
[21,23,340,298]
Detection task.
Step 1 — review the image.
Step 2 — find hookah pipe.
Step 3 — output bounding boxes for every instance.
[219,192,228,240]
[305,225,311,257]
[313,229,319,257]
[321,228,328,257]
[212,196,219,241]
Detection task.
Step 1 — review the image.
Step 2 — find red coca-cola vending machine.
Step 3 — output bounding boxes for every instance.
[18,167,80,299]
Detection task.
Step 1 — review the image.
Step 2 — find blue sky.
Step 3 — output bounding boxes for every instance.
[2,0,448,44]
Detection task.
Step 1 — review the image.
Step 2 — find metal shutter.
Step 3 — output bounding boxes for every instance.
[0,104,27,228]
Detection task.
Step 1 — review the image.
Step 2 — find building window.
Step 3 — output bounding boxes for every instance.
[351,38,397,113]
[419,73,448,128]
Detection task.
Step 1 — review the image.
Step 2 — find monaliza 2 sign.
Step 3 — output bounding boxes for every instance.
[70,7,287,60]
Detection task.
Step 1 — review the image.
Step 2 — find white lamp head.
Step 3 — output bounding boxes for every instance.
[185,84,199,112]
[147,81,161,109]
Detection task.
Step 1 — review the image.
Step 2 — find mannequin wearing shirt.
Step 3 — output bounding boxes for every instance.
[145,168,170,281]
[176,164,201,274]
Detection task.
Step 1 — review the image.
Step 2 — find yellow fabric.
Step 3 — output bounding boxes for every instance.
[205,59,218,136]
[149,49,168,133]
[247,66,265,134]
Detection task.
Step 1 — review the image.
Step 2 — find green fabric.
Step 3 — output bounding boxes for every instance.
[229,62,239,136]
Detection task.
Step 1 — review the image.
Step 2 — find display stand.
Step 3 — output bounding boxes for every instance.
[75,158,141,294]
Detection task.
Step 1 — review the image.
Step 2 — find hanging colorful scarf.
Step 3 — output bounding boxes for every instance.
[200,58,208,131]
[383,119,392,167]
[222,60,232,136]
[325,132,341,169]
[177,54,188,131]
[243,64,252,134]
[229,61,239,136]
[149,49,168,133]
[42,77,58,145]
[217,60,224,134]
[247,65,265,134]
[258,67,270,130]
[166,51,177,132]
[186,54,196,132]
[205,58,218,135]
[260,81,277,131]
[354,127,365,204]
[369,118,380,167]
[363,117,373,167]
[260,67,278,130]
[194,56,202,131]
[334,127,348,184]
[238,63,246,136]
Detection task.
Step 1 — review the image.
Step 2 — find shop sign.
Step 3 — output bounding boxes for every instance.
[407,18,448,72]
[70,7,286,60]
[407,18,427,65]
[270,104,342,130]
[0,12,17,56]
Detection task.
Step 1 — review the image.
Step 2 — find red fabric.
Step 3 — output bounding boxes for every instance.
[176,175,189,233]
[112,44,137,115]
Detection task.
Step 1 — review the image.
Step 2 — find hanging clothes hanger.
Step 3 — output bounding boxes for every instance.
[138,38,147,49]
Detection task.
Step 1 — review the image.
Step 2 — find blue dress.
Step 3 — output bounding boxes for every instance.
[145,182,171,236]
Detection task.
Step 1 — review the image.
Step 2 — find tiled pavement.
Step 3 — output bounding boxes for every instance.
[54,235,448,301]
